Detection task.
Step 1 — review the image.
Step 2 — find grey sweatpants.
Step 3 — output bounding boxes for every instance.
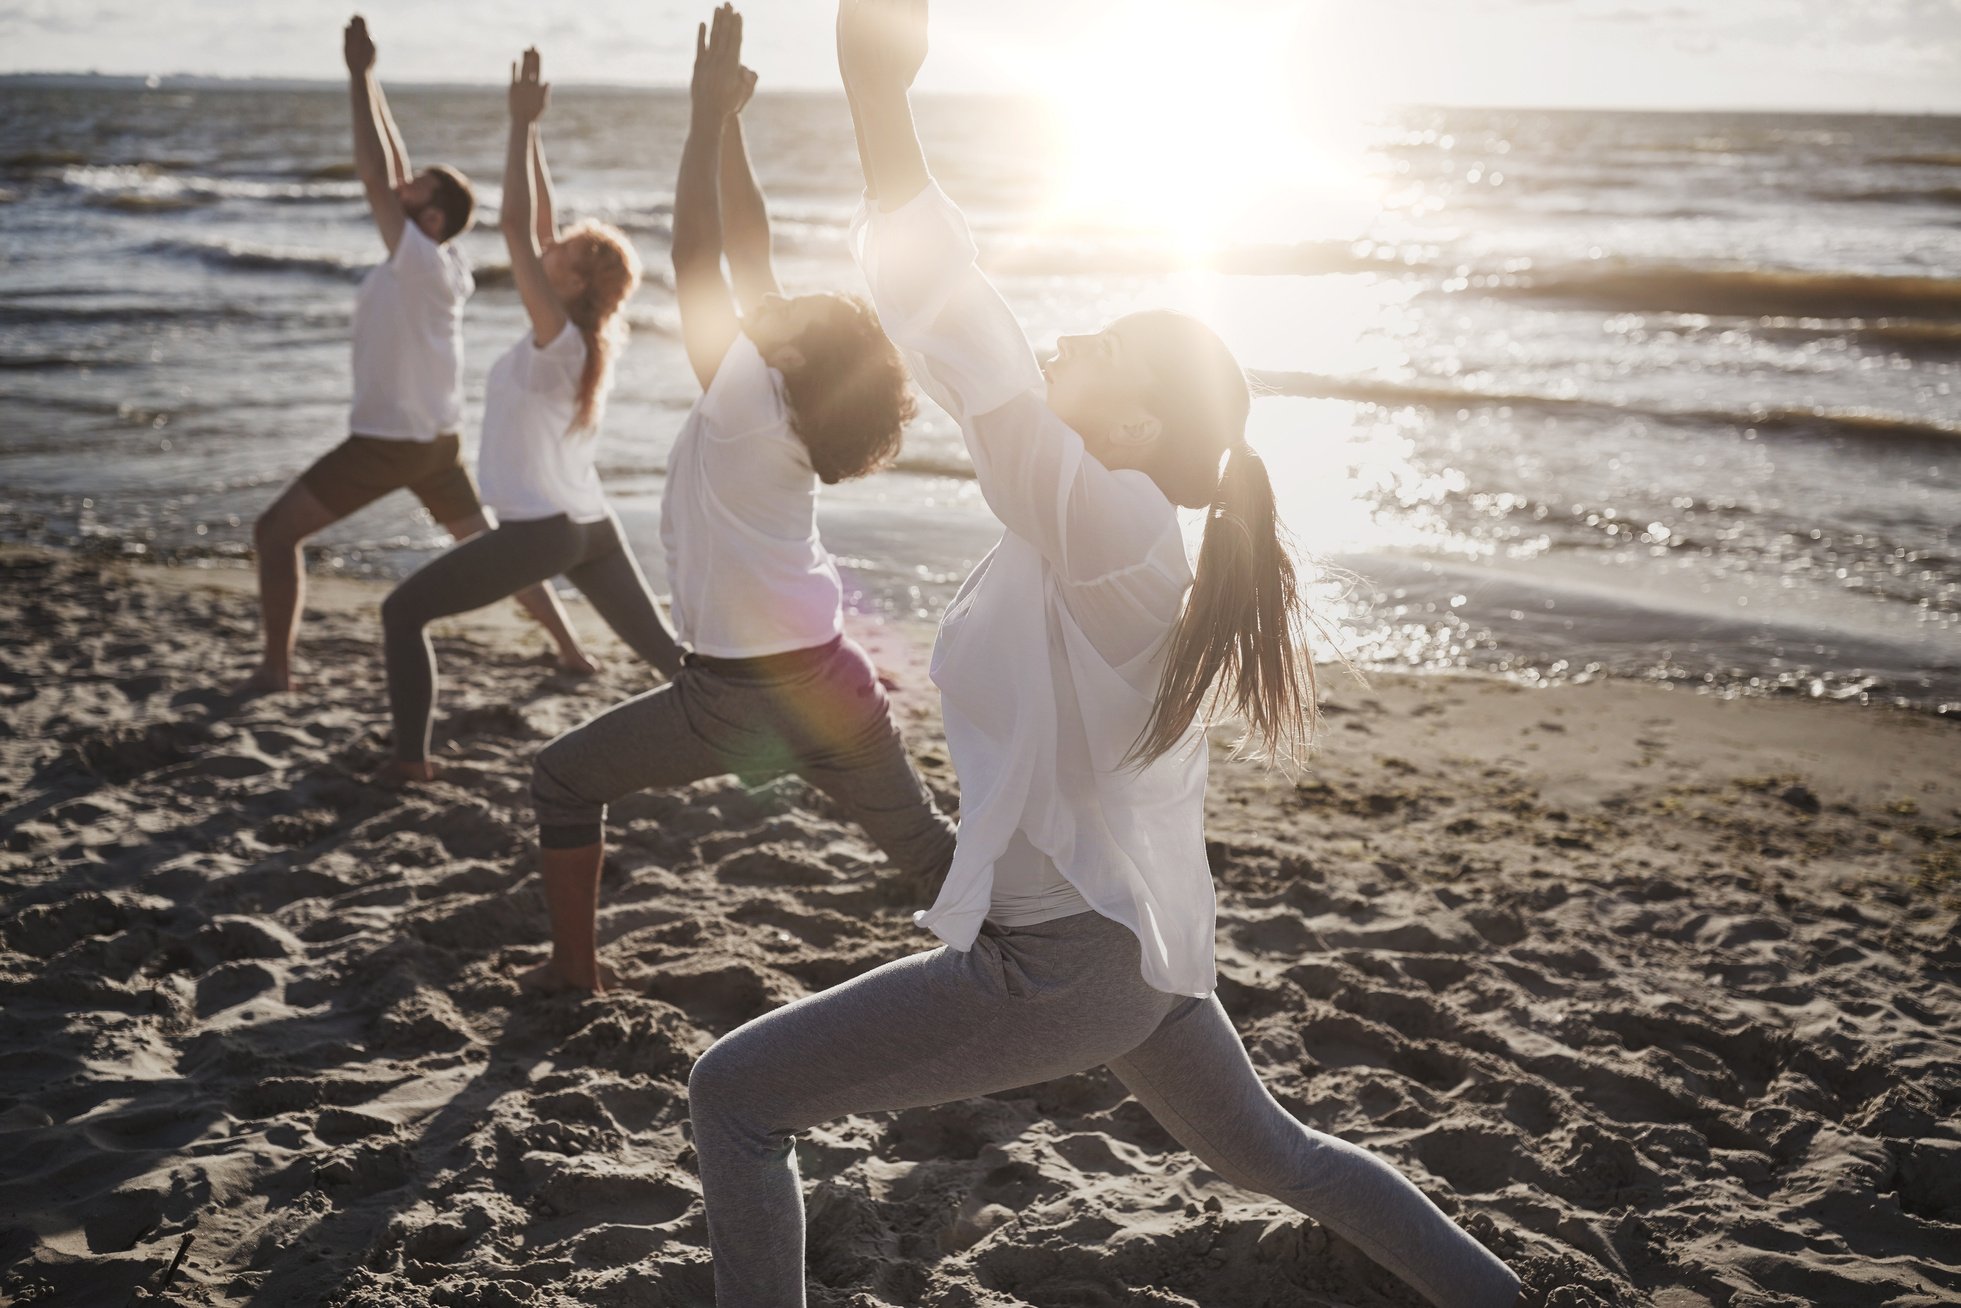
[688,910,1520,1308]
[383,512,682,763]
[531,636,956,883]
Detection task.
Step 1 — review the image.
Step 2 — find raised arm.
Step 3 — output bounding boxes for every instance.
[501,49,570,348]
[530,107,557,250]
[842,0,1164,583]
[371,76,413,186]
[344,16,409,252]
[672,4,752,391]
[836,0,930,212]
[856,191,1172,585]
[719,92,780,315]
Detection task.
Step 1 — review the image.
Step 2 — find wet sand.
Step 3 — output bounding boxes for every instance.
[1,546,1957,1307]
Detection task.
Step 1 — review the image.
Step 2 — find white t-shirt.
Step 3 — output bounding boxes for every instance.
[658,336,845,659]
[853,183,1213,999]
[477,322,607,524]
[349,222,473,442]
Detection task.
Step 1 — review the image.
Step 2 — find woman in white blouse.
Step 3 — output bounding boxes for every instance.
[680,5,1523,1306]
[378,50,683,783]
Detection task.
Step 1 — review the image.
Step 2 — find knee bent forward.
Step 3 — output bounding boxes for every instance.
[687,1038,745,1115]
[379,587,421,636]
[253,512,301,554]
[530,745,604,834]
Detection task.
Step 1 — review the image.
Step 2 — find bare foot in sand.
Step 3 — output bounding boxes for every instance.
[516,957,624,995]
[237,664,294,695]
[555,649,602,677]
[375,758,441,786]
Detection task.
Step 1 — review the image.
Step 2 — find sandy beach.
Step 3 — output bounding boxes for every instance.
[1,544,1957,1307]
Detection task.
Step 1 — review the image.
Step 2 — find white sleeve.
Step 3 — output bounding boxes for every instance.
[852,183,1172,584]
[850,183,1041,422]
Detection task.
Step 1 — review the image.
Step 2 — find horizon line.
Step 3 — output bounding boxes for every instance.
[2,70,1958,118]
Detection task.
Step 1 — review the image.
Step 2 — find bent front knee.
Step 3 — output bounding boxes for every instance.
[687,1036,765,1124]
[254,512,303,554]
[379,587,423,637]
[686,1042,727,1106]
[530,746,605,839]
[529,745,585,812]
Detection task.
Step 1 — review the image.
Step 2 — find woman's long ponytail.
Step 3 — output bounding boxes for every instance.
[1129,444,1315,769]
[559,220,641,434]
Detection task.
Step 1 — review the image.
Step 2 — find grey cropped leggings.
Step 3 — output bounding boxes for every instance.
[531,635,956,884]
[382,512,682,763]
[688,910,1520,1308]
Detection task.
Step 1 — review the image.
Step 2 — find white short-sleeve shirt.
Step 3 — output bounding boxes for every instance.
[349,223,473,442]
[476,322,607,524]
[658,335,845,658]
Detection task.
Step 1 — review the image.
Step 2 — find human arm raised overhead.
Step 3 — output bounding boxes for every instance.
[835,0,929,212]
[500,48,570,347]
[840,0,1176,584]
[672,4,755,391]
[528,53,558,255]
[718,79,781,316]
[344,15,410,253]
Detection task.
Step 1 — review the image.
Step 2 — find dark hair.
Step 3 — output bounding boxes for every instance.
[777,295,915,485]
[1131,447,1315,768]
[557,221,642,433]
[423,165,476,243]
[1122,315,1317,769]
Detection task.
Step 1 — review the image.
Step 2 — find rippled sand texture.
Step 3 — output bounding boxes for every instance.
[2,549,1958,1307]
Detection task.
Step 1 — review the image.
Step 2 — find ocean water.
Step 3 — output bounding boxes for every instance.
[1,80,1956,710]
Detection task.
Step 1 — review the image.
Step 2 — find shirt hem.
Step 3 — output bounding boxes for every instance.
[491,505,610,526]
[983,899,1097,929]
[683,625,845,660]
[348,427,454,444]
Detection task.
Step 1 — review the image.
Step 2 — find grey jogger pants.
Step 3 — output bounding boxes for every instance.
[687,909,1521,1308]
[382,511,683,763]
[531,635,957,883]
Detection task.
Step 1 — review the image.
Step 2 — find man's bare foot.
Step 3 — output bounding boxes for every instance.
[516,956,623,995]
[375,758,441,786]
[555,649,602,677]
[237,664,294,695]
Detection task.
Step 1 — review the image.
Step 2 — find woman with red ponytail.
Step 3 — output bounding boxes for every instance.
[378,48,682,783]
[679,4,1522,1305]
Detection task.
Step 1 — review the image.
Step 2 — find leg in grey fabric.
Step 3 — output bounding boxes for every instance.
[687,915,1174,1308]
[382,516,581,763]
[1105,996,1520,1308]
[530,672,736,832]
[526,674,747,991]
[784,640,958,891]
[562,516,685,680]
[797,720,957,896]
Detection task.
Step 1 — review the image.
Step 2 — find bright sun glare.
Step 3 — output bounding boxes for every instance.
[1025,1,1372,255]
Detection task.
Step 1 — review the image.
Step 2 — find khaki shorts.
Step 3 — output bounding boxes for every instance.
[297,432,481,524]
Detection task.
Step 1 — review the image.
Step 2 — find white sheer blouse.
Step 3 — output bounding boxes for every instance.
[852,182,1217,998]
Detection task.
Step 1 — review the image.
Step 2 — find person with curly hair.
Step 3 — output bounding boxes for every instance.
[378,47,681,784]
[519,4,954,993]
